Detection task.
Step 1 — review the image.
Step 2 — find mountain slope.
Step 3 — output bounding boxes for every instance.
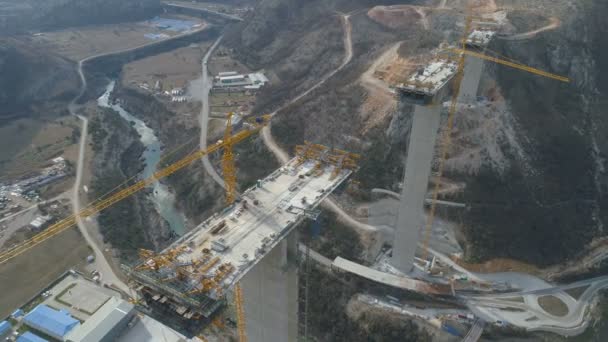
[455,1,608,266]
[0,39,79,119]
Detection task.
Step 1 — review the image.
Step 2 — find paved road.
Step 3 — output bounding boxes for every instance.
[199,36,226,187]
[298,243,332,267]
[371,188,466,208]
[462,319,485,342]
[463,274,608,336]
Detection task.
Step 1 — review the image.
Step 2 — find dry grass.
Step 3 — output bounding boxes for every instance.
[122,43,210,91]
[209,92,255,115]
[0,116,79,180]
[538,295,569,317]
[27,15,206,61]
[0,228,90,318]
[207,49,250,76]
[452,255,542,276]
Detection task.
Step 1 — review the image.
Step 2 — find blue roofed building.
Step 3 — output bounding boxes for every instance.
[17,332,48,342]
[0,320,12,339]
[23,305,80,341]
[12,308,25,318]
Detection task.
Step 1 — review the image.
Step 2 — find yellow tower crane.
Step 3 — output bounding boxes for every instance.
[420,8,570,262]
[0,115,270,265]
[448,47,570,83]
[222,112,238,205]
[234,283,247,342]
[220,112,247,342]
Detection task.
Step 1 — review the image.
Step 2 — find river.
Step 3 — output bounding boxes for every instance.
[98,81,187,235]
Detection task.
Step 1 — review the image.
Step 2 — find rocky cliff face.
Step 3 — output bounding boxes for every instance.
[89,106,173,260]
[449,1,608,266]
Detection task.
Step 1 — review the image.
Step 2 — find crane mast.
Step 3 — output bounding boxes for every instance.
[222,112,238,205]
[221,112,247,342]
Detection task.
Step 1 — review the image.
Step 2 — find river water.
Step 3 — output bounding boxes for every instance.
[98,81,186,235]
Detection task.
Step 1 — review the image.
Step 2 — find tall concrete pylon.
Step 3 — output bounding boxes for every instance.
[241,230,299,341]
[390,60,458,273]
[459,56,485,103]
[459,29,496,103]
[391,103,442,273]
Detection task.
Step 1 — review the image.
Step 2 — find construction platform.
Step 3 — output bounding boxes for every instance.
[127,157,353,318]
[465,29,496,49]
[396,60,458,104]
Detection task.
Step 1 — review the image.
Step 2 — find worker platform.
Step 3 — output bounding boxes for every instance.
[395,60,458,104]
[127,156,354,319]
[465,29,496,50]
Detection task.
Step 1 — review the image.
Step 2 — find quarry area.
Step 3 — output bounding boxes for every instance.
[1,0,608,342]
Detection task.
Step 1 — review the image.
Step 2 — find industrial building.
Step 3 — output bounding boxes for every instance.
[29,215,53,231]
[213,72,269,91]
[0,320,12,340]
[128,155,355,330]
[23,305,80,341]
[17,332,48,342]
[65,298,135,342]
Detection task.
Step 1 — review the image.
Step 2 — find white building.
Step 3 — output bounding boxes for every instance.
[66,298,135,342]
[214,72,269,90]
[30,215,52,231]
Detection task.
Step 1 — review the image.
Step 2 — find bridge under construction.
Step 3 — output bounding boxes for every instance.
[127,154,355,338]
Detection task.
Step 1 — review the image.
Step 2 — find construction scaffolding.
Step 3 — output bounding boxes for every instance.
[128,154,357,320]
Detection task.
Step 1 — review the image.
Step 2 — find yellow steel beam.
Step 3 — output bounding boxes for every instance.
[235,282,247,342]
[450,47,570,83]
[222,112,238,205]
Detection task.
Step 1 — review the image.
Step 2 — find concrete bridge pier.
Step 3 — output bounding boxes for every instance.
[391,104,442,273]
[459,56,485,103]
[241,230,299,342]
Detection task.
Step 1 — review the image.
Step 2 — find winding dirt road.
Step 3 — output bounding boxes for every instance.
[199,36,226,187]
[259,14,381,238]
[261,14,353,154]
[500,17,560,40]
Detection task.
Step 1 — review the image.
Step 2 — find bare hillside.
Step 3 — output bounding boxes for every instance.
[0,39,79,119]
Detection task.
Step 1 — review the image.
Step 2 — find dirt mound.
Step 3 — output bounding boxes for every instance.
[367,5,423,30]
